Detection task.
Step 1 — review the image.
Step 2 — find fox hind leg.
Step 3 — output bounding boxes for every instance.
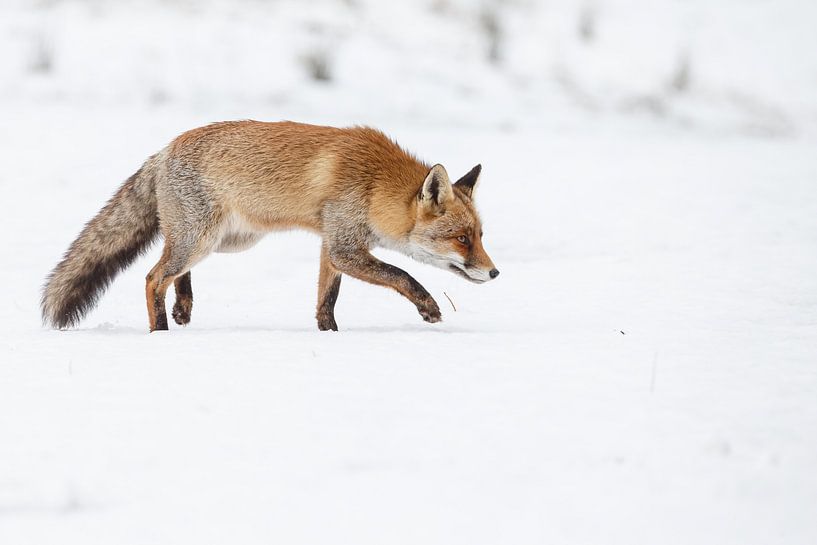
[172,271,193,326]
[145,244,176,332]
[146,226,218,332]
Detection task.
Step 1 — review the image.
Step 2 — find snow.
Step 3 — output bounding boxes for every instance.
[2,1,817,544]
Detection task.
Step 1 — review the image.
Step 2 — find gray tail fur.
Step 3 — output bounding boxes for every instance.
[41,164,160,328]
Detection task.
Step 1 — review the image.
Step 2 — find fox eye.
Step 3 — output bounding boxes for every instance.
[456,235,469,245]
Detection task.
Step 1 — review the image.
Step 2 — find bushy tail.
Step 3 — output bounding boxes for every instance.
[41,164,160,328]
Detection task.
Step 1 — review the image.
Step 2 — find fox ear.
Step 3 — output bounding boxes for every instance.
[453,164,481,198]
[419,164,452,212]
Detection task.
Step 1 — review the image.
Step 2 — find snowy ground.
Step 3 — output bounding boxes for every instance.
[2,1,817,544]
[1,105,816,544]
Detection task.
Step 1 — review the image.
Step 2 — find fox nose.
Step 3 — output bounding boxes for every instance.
[489,268,500,279]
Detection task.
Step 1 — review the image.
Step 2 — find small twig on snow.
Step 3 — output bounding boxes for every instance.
[443,291,457,312]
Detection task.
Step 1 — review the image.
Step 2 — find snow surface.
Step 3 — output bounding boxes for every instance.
[2,1,817,544]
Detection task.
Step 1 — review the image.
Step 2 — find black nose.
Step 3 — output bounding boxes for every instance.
[489,268,500,279]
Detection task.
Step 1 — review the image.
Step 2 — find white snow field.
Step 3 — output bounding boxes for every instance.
[2,1,817,544]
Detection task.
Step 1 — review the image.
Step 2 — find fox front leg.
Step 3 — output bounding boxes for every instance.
[327,244,441,324]
[316,243,342,331]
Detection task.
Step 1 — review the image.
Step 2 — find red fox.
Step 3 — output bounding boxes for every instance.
[42,121,499,332]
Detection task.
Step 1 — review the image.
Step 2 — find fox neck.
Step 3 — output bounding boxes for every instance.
[371,198,418,254]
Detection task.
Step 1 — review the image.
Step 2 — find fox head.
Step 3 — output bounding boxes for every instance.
[407,163,499,283]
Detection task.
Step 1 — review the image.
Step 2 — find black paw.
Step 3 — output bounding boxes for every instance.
[151,315,169,332]
[317,315,338,331]
[418,300,442,323]
[172,303,191,326]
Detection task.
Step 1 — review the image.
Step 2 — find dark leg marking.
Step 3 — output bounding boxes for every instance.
[317,274,341,331]
[172,271,193,326]
[328,247,441,324]
[153,292,169,331]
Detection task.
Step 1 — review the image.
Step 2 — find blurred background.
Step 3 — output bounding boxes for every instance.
[3,3,817,544]
[3,0,816,136]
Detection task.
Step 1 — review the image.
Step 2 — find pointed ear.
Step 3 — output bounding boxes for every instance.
[419,164,453,212]
[453,164,481,198]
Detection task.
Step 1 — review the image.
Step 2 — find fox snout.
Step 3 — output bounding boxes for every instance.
[449,258,500,284]
[463,234,499,283]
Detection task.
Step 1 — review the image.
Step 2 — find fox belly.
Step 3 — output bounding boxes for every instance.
[215,212,266,253]
[215,231,264,253]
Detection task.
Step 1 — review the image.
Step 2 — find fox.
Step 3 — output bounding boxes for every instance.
[41,121,499,332]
